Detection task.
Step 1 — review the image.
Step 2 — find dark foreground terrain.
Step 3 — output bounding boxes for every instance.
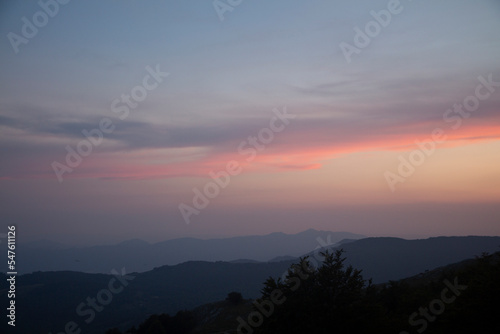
[109,250,500,334]
[1,236,499,333]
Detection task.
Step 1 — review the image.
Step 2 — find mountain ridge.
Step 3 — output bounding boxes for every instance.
[13,230,365,274]
[2,235,500,334]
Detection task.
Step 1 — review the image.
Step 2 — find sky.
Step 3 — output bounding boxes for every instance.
[0,0,499,246]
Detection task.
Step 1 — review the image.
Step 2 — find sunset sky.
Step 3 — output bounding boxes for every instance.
[1,0,499,245]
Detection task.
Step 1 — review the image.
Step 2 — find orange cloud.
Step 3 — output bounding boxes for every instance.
[7,114,499,181]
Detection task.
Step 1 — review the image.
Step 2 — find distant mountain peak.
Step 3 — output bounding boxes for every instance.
[17,229,366,275]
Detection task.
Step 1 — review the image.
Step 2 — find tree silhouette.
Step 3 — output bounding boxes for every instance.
[226,291,243,304]
[255,249,382,333]
[105,250,500,334]
[105,328,122,334]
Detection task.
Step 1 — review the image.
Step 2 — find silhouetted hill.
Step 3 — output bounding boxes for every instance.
[229,259,262,264]
[14,230,364,274]
[109,250,500,334]
[2,235,499,334]
[0,261,293,334]
[336,236,500,282]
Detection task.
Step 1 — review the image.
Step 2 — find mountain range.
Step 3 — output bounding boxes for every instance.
[1,233,499,334]
[13,230,364,274]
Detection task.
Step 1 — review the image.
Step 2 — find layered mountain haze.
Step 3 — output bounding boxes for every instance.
[2,233,499,334]
[309,236,500,282]
[14,230,364,274]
